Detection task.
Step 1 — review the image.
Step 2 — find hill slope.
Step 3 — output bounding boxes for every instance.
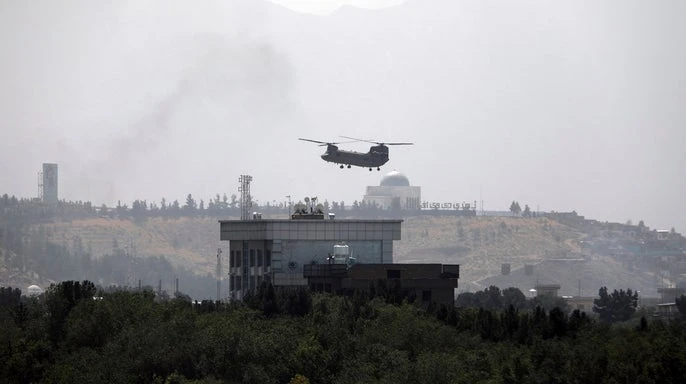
[2,213,677,298]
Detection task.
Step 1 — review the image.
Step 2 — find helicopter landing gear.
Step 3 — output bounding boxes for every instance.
[369,168,372,171]
[347,165,351,168]
[340,165,344,169]
[377,167,381,171]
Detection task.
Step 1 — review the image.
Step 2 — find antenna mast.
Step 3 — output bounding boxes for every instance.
[238,175,253,220]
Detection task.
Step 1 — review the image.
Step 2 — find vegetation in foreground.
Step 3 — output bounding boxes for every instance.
[2,281,686,383]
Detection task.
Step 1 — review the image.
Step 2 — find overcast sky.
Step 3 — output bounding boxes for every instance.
[1,0,684,232]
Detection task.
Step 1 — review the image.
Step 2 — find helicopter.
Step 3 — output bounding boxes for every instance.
[299,136,413,171]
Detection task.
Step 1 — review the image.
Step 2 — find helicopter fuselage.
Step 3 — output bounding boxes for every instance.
[321,144,389,168]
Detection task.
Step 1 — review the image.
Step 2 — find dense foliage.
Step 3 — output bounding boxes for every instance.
[2,281,686,383]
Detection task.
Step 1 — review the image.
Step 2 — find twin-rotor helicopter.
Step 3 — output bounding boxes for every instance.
[299,136,413,171]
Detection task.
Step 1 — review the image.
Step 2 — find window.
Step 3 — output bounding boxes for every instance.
[235,251,241,267]
[387,269,401,279]
[229,250,234,267]
[257,249,263,267]
[265,250,271,267]
[250,249,255,267]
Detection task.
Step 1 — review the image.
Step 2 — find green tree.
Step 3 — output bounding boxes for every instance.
[45,280,97,343]
[502,287,527,310]
[509,201,522,216]
[522,204,531,218]
[593,286,638,323]
[675,294,686,319]
[184,194,197,213]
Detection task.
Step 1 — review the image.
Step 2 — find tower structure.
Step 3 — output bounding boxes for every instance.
[41,163,58,204]
[238,175,252,220]
[237,175,253,296]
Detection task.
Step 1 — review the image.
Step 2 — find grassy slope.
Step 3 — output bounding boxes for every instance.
[31,215,582,289]
[44,217,224,274]
[394,216,582,286]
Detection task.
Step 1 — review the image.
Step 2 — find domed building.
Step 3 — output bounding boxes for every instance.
[363,170,421,210]
[27,285,43,296]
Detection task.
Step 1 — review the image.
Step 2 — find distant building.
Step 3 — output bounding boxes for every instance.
[658,287,684,303]
[26,285,44,296]
[565,296,595,312]
[363,170,421,210]
[535,283,561,297]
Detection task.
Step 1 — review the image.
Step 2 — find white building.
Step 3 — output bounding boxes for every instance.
[363,170,421,210]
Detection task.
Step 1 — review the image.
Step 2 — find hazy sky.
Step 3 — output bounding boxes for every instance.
[1,0,684,232]
[271,0,406,14]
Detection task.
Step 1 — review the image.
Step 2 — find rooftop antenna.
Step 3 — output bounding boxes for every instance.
[238,175,253,220]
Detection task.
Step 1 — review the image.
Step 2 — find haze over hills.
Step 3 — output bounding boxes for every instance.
[1,0,684,233]
[2,193,683,300]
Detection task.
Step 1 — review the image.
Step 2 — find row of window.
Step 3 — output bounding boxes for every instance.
[230,275,271,291]
[229,249,272,268]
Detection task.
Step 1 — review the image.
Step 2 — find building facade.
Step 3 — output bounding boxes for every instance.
[304,263,460,307]
[220,217,402,300]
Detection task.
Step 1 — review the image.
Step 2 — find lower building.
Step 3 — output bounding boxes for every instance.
[304,263,460,307]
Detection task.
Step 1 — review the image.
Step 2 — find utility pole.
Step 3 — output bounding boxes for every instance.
[216,248,222,301]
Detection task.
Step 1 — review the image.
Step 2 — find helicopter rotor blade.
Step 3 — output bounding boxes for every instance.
[340,136,413,146]
[299,138,329,145]
[339,136,379,144]
[299,138,357,146]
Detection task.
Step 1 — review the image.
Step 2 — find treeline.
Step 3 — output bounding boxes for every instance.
[2,281,686,383]
[0,192,409,223]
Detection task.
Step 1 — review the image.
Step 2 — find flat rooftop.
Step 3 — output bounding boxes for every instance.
[219,218,403,241]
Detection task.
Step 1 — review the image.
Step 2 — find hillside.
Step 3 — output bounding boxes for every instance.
[394,216,582,289]
[42,216,224,273]
[16,215,579,289]
[3,212,682,298]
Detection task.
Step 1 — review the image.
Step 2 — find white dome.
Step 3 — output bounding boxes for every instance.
[27,285,43,296]
[380,170,410,187]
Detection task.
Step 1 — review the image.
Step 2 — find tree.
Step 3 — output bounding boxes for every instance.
[593,286,638,323]
[638,220,646,231]
[502,287,527,310]
[184,194,197,212]
[675,294,686,319]
[509,201,521,216]
[46,280,97,342]
[522,205,531,218]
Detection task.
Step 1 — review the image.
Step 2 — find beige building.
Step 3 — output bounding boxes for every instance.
[363,170,421,210]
